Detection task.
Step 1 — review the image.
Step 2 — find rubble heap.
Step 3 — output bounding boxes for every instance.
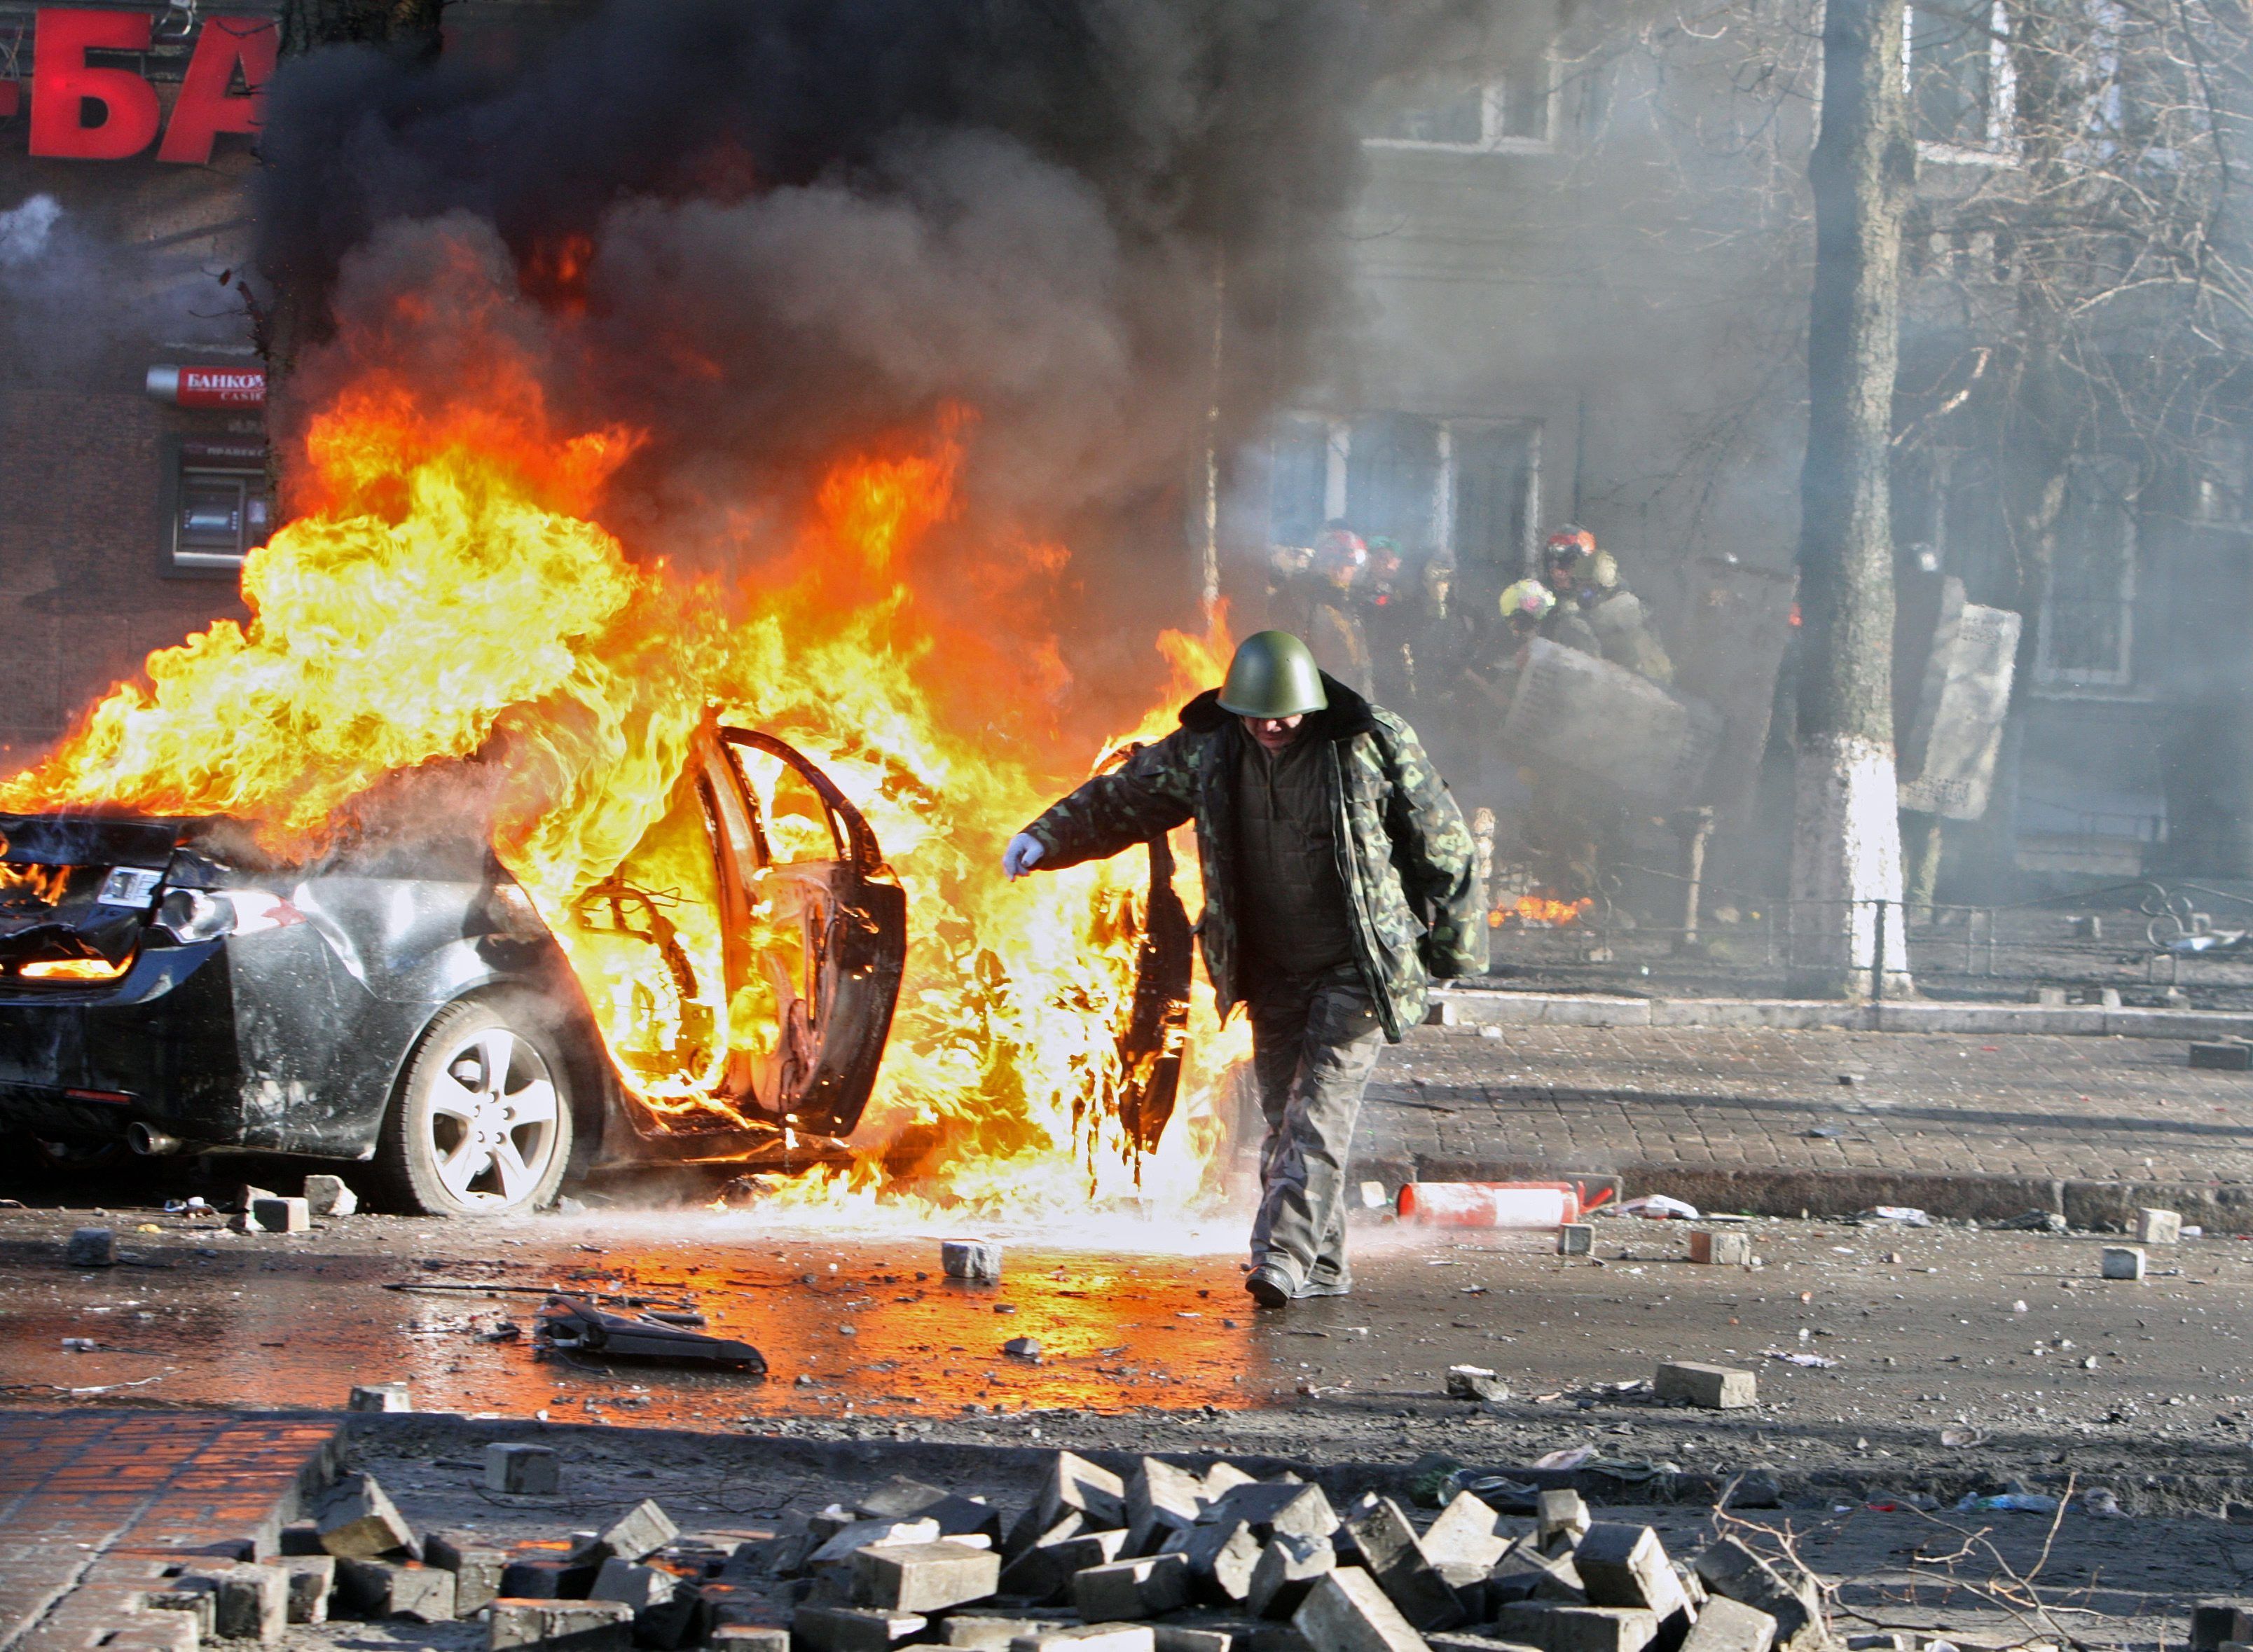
[120,1449,1868,1652]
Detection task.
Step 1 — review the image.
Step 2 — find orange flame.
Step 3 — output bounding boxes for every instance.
[1490,892,1594,929]
[0,278,1246,1220]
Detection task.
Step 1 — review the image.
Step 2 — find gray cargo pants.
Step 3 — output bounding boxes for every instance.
[1244,960,1386,1295]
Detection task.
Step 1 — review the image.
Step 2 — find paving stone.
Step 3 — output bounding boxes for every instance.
[1536,1492,1590,1555]
[318,1476,418,1560]
[1342,1495,1465,1632]
[302,1175,358,1216]
[1030,1453,1129,1536]
[1573,1527,1689,1618]
[1420,1492,1513,1572]
[707,1627,787,1652]
[250,1197,310,1234]
[487,1598,636,1652]
[425,1533,510,1613]
[2103,1246,2148,1281]
[1075,1552,1194,1621]
[1688,1231,1751,1265]
[1207,1482,1337,1545]
[1428,1634,1542,1652]
[145,1582,219,1639]
[998,1529,1129,1602]
[1007,1627,1156,1651]
[1489,1547,1586,1607]
[1290,1568,1429,1652]
[810,1519,943,1571]
[111,1619,202,1652]
[1445,1366,1510,1403]
[1557,1224,1592,1256]
[1126,1458,1209,1555]
[346,1384,412,1414]
[1245,1536,1334,1620]
[1653,1363,1756,1410]
[1536,1606,1661,1652]
[66,1226,116,1266]
[500,1555,602,1599]
[793,1604,929,1651]
[590,1559,677,1612]
[280,1556,336,1625]
[851,1540,1000,1613]
[1162,1518,1263,1605]
[1149,1618,1261,1651]
[1678,1595,1777,1652]
[944,1616,1065,1648]
[1201,1464,1259,1501]
[596,1501,680,1564]
[214,1563,289,1643]
[486,1443,562,1494]
[2193,1604,2253,1652]
[1692,1541,1821,1652]
[336,1559,457,1623]
[856,1477,953,1518]
[2135,1207,2182,1244]
[942,1239,1003,1282]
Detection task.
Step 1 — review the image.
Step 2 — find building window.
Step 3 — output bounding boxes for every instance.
[1365,56,1552,153]
[2035,459,2137,690]
[161,438,270,575]
[1267,413,1538,576]
[1906,2,2016,162]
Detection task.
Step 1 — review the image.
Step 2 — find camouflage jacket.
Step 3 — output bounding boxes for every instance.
[1021,673,1487,1042]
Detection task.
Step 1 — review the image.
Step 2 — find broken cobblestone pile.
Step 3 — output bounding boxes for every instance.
[99,1454,1954,1652]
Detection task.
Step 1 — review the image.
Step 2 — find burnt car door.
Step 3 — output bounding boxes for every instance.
[712,729,905,1139]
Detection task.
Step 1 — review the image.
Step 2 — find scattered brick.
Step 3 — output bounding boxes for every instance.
[280,1555,336,1625]
[1537,1490,1590,1555]
[213,1564,288,1643]
[346,1384,412,1414]
[1688,1230,1751,1266]
[1679,1595,1778,1652]
[66,1226,117,1266]
[941,1239,1003,1282]
[317,1475,418,1560]
[852,1540,1001,1613]
[2102,1246,2147,1281]
[336,1558,457,1623]
[302,1174,358,1216]
[1291,1568,1428,1652]
[486,1598,636,1652]
[249,1197,310,1234]
[426,1532,511,1613]
[487,1443,562,1494]
[1420,1492,1513,1572]
[792,1604,929,1651]
[1573,1525,1690,1618]
[1654,1361,1756,1410]
[1557,1223,1593,1256]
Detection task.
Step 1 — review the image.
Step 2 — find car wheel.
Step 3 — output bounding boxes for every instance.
[373,996,575,1217]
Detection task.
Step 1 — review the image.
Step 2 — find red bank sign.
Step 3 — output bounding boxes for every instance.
[146,364,266,406]
[8,8,275,165]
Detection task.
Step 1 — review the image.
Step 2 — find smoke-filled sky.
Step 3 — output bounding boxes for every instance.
[255,0,1497,703]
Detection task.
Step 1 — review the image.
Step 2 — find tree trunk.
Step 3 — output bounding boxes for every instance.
[1789,0,1916,998]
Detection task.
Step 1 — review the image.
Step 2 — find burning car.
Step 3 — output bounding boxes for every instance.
[0,720,906,1215]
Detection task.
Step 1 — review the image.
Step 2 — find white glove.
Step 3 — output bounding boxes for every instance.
[1003,834,1045,879]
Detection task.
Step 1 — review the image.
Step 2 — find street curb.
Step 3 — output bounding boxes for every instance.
[1431,987,2253,1042]
[1351,1152,2253,1233]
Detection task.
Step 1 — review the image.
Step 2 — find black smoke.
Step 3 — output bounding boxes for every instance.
[254,0,1485,704]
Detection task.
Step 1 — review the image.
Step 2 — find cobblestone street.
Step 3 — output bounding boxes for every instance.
[1356,1023,2253,1226]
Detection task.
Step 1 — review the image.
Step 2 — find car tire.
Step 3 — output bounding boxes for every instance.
[372,995,576,1217]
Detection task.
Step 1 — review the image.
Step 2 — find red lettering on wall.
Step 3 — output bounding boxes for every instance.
[29,8,161,160]
[156,18,276,165]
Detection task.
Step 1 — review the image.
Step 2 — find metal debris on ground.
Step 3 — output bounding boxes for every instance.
[1614,1195,1699,1220]
[1850,1207,1931,1227]
[536,1296,766,1370]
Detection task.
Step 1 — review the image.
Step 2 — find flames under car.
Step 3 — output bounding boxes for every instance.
[0,723,911,1215]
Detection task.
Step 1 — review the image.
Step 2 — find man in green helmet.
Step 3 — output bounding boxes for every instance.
[1003,631,1487,1307]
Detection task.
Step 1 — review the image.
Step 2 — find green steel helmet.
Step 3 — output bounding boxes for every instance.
[1218,631,1328,718]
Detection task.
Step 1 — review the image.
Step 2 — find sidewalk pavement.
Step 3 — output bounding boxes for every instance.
[1352,1019,2253,1232]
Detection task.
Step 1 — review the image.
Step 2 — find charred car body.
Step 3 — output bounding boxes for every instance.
[0,723,907,1215]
